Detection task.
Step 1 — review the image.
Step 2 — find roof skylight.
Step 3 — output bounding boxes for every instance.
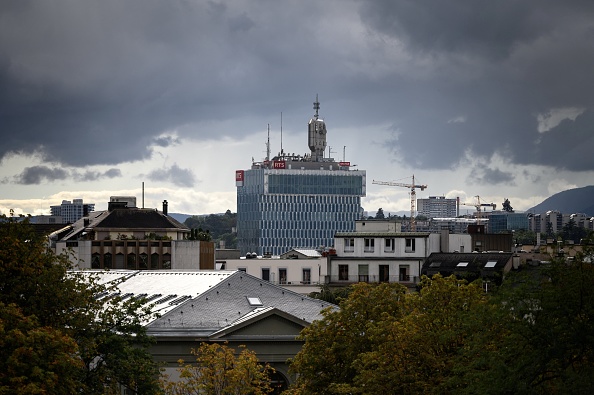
[247,297,263,306]
[457,262,469,267]
[485,261,497,268]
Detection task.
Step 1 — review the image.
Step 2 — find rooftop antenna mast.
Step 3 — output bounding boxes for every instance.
[280,112,283,155]
[313,94,320,119]
[343,146,346,162]
[266,124,271,161]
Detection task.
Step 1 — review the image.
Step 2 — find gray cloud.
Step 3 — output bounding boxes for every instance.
[14,166,69,185]
[74,168,123,182]
[468,167,516,186]
[152,136,181,148]
[147,164,196,187]
[3,166,123,185]
[0,0,593,176]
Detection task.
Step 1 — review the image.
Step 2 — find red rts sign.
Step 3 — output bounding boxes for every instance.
[339,161,351,167]
[272,161,286,169]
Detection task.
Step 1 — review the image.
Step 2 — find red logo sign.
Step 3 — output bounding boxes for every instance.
[235,170,244,182]
[272,161,286,169]
[339,161,351,167]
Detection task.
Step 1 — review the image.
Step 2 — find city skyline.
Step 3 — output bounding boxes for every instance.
[2,1,593,217]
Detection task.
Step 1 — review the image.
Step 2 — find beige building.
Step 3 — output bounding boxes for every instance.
[51,198,214,270]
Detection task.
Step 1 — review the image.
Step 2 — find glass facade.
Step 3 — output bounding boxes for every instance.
[237,168,366,256]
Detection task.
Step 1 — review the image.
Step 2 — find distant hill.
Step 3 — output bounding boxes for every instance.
[169,213,194,223]
[528,185,594,216]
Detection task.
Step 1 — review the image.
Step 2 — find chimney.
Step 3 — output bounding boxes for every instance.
[162,200,168,216]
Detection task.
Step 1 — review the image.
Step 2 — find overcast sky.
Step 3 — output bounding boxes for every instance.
[2,0,594,217]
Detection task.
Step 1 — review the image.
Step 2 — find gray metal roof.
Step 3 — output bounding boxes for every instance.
[147,271,335,336]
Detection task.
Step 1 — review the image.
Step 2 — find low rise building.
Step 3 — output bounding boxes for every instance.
[328,220,472,287]
[51,198,214,270]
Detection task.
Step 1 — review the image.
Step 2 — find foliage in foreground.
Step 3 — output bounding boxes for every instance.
[0,215,161,394]
[288,242,594,394]
[162,342,274,395]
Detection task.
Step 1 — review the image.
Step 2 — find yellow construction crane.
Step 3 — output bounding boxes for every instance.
[372,175,427,231]
[459,195,496,221]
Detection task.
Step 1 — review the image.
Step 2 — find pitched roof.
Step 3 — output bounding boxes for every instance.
[146,271,334,337]
[94,209,188,230]
[422,252,513,278]
[78,270,334,338]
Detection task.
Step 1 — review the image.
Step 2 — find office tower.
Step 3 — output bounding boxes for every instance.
[236,97,366,256]
[50,198,95,224]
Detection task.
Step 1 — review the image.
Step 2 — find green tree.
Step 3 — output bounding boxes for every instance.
[375,208,385,219]
[352,275,488,394]
[162,342,273,395]
[185,210,237,248]
[0,215,161,394]
[457,245,594,394]
[288,282,407,394]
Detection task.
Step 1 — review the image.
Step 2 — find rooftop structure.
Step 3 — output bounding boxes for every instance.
[236,97,366,256]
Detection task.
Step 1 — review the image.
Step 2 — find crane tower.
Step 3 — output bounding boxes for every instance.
[372,175,427,231]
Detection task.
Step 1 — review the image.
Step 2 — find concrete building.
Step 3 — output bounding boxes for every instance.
[219,249,328,294]
[236,97,366,256]
[50,198,95,224]
[51,198,214,270]
[328,219,472,288]
[417,196,458,218]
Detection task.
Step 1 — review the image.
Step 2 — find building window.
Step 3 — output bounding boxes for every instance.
[399,266,410,281]
[358,264,369,282]
[344,238,354,253]
[302,268,311,284]
[150,253,159,269]
[104,253,112,269]
[115,253,125,269]
[139,253,148,270]
[127,253,136,269]
[405,238,416,253]
[379,265,390,282]
[91,253,101,269]
[364,238,375,253]
[384,238,395,252]
[279,268,287,284]
[238,267,247,272]
[338,264,349,281]
[262,268,270,282]
[162,253,171,269]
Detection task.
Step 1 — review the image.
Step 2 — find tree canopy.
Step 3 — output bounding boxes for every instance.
[185,210,237,248]
[0,215,161,394]
[288,244,594,394]
[162,342,274,395]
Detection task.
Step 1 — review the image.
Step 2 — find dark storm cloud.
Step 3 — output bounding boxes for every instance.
[1,0,593,175]
[153,136,181,148]
[2,166,123,185]
[358,0,594,172]
[74,168,122,182]
[468,167,515,186]
[147,164,196,188]
[14,166,69,185]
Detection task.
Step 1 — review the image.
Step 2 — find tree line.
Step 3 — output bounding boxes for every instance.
[184,210,237,249]
[286,245,594,394]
